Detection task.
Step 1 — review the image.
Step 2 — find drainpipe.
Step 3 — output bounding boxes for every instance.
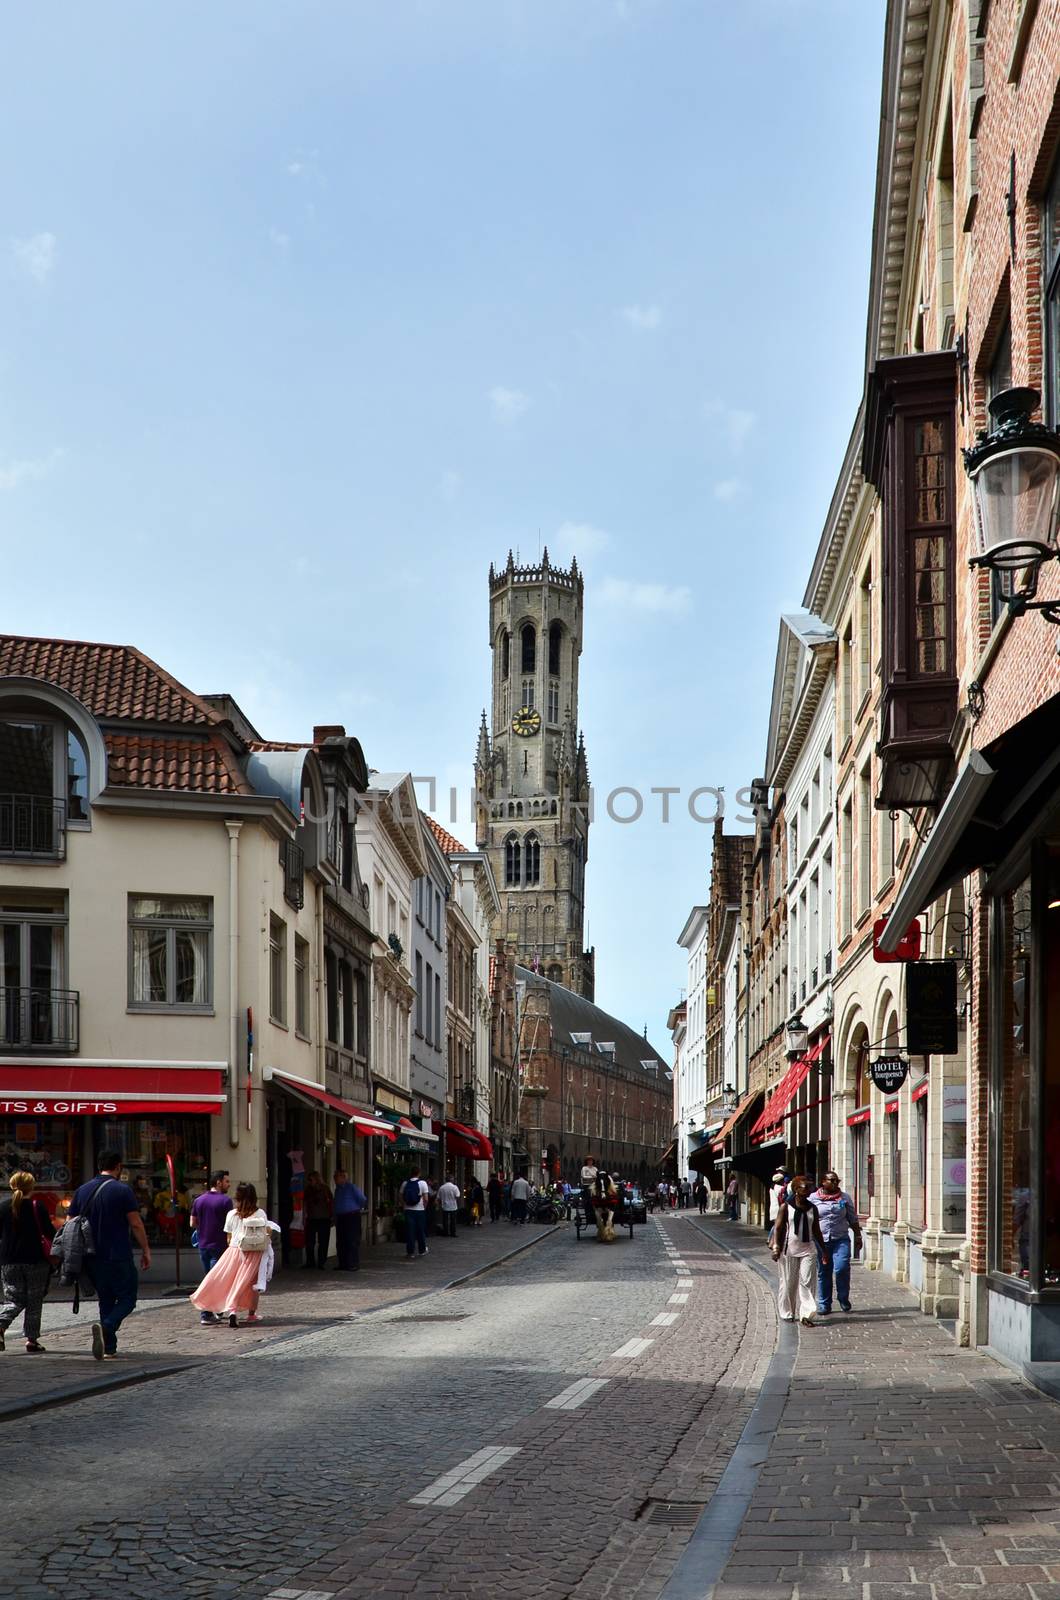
[226,820,243,1149]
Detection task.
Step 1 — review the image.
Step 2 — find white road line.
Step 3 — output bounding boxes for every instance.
[610,1336,654,1358]
[650,1312,679,1326]
[672,1260,688,1269]
[409,1446,521,1506]
[545,1377,611,1410]
[265,1591,335,1600]
[669,1293,689,1305]
[676,1278,693,1289]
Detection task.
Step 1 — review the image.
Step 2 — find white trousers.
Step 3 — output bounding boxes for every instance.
[777,1250,816,1321]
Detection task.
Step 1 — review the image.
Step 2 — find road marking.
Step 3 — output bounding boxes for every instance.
[266,1591,335,1600]
[669,1293,689,1305]
[676,1278,693,1289]
[611,1336,654,1358]
[409,1446,521,1507]
[651,1312,679,1326]
[545,1377,610,1410]
[672,1260,688,1269]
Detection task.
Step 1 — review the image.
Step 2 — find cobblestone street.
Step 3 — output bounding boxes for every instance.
[6,1212,1060,1600]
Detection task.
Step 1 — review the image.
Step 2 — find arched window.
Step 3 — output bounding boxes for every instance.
[548,622,562,676]
[501,630,510,678]
[547,681,560,723]
[505,835,521,886]
[525,833,540,885]
[521,624,536,674]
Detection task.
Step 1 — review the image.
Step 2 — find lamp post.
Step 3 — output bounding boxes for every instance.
[721,1082,739,1113]
[963,386,1060,621]
[785,1015,809,1061]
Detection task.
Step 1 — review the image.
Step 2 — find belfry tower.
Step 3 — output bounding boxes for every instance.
[475,550,594,999]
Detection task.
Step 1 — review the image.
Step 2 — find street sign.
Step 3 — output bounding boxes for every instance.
[869,1056,909,1093]
[906,960,959,1055]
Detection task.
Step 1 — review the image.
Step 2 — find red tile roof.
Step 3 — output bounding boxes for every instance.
[425,815,469,855]
[105,733,251,795]
[0,635,221,726]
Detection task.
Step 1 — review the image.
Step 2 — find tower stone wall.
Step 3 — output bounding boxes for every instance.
[475,550,594,999]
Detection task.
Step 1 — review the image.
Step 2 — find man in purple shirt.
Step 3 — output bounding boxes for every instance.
[810,1170,863,1315]
[191,1171,231,1325]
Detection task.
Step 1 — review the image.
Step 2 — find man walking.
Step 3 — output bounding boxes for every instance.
[810,1169,863,1314]
[69,1150,151,1359]
[332,1168,367,1271]
[190,1170,231,1324]
[725,1174,740,1221]
[437,1172,461,1237]
[509,1172,531,1224]
[401,1168,430,1260]
[487,1172,503,1223]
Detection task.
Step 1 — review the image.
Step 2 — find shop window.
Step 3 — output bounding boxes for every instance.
[129,895,211,1011]
[883,1111,898,1223]
[993,876,1032,1279]
[851,1123,869,1215]
[269,913,287,1025]
[294,935,310,1038]
[908,1094,927,1231]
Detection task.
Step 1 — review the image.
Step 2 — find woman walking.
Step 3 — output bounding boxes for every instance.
[190,1183,279,1327]
[0,1172,54,1352]
[302,1171,333,1268]
[770,1174,826,1326]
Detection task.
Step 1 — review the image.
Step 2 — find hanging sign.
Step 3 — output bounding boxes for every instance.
[869,1056,909,1094]
[906,961,959,1055]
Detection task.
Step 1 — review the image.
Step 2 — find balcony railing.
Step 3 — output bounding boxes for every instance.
[0,795,66,860]
[0,988,79,1053]
[283,838,305,910]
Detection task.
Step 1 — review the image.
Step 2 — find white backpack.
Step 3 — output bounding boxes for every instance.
[238,1217,270,1253]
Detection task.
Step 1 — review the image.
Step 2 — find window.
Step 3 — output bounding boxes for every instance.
[857,762,872,916]
[524,833,540,885]
[858,565,872,703]
[355,970,368,1055]
[879,804,894,886]
[0,892,73,1048]
[340,958,354,1048]
[993,875,1032,1279]
[424,961,433,1044]
[415,952,424,1034]
[521,678,535,711]
[501,630,510,678]
[435,971,441,1047]
[0,720,88,857]
[883,1108,898,1223]
[840,798,853,939]
[1046,160,1060,426]
[521,624,536,674]
[936,104,955,344]
[505,834,521,886]
[269,913,287,1024]
[911,421,950,675]
[909,1093,927,1231]
[840,621,853,745]
[435,890,442,942]
[851,1123,869,1215]
[547,681,560,724]
[295,935,309,1037]
[326,950,338,1041]
[130,896,212,1011]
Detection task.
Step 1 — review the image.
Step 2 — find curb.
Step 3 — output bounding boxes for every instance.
[0,1360,198,1425]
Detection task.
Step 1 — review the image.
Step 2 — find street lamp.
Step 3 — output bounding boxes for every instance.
[785,1015,809,1060]
[721,1082,739,1112]
[964,386,1060,620]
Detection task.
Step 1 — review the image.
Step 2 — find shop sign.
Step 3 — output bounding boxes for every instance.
[418,1100,434,1119]
[869,1056,909,1094]
[0,1099,119,1115]
[906,961,959,1056]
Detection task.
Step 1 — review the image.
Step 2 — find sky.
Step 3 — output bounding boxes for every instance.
[1,0,886,1054]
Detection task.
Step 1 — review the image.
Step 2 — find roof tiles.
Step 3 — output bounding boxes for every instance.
[0,635,221,726]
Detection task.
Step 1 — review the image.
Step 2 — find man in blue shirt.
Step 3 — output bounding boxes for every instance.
[810,1170,863,1315]
[332,1168,367,1271]
[70,1149,151,1359]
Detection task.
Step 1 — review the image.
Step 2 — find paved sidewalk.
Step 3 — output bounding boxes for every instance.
[681,1213,1060,1600]
[0,1216,556,1419]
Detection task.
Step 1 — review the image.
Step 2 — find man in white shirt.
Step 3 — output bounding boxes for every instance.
[580,1156,598,1221]
[401,1168,431,1260]
[437,1173,461,1238]
[509,1173,531,1224]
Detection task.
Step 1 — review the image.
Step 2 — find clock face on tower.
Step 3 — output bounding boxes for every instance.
[512,707,541,737]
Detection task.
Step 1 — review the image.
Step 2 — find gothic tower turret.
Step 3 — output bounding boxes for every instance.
[475,551,594,999]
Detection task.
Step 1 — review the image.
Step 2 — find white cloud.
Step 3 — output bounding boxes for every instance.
[285,161,305,177]
[438,469,462,502]
[704,399,757,451]
[269,226,291,251]
[12,232,56,285]
[489,386,531,424]
[713,478,747,503]
[0,448,64,491]
[620,303,662,332]
[598,576,692,616]
[552,520,610,564]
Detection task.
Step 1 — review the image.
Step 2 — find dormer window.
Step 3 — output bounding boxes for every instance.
[0,718,90,859]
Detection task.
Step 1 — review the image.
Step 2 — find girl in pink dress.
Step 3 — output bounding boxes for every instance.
[190,1183,279,1327]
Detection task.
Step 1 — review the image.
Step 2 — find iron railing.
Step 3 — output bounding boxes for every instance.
[282,838,305,910]
[0,988,79,1053]
[0,795,66,860]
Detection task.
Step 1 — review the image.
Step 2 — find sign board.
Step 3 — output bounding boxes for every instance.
[874,917,922,963]
[906,961,959,1056]
[869,1056,909,1094]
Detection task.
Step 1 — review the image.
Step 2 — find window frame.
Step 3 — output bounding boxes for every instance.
[128,894,213,1014]
[0,716,91,835]
[294,934,310,1039]
[269,912,288,1027]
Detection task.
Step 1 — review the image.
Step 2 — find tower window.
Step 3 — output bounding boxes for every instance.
[525,833,540,885]
[548,622,562,676]
[521,624,536,674]
[522,678,535,710]
[505,834,522,886]
[547,681,559,723]
[502,630,510,678]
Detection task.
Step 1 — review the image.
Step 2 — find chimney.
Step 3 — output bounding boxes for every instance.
[313,724,346,745]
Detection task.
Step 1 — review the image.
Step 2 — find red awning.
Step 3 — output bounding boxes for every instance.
[433,1119,494,1161]
[711,1091,759,1153]
[911,1078,929,1102]
[270,1071,397,1140]
[884,1097,899,1115]
[847,1106,871,1127]
[0,1061,226,1116]
[750,1038,827,1139]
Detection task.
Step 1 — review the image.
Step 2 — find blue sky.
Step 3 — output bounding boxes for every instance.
[2,0,885,1052]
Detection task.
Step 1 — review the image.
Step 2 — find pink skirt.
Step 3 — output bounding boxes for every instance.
[190,1246,262,1314]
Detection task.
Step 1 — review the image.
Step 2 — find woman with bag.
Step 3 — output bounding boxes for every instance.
[190,1183,279,1328]
[771,1174,827,1326]
[0,1171,55,1353]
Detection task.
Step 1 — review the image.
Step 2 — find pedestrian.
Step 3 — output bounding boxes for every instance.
[486,1172,503,1223]
[770,1174,827,1326]
[190,1183,279,1326]
[810,1169,863,1315]
[332,1168,367,1271]
[302,1171,333,1269]
[679,1178,690,1210]
[401,1168,430,1260]
[190,1171,232,1325]
[509,1171,531,1224]
[437,1172,461,1237]
[69,1148,152,1361]
[0,1172,55,1353]
[725,1174,740,1222]
[467,1177,485,1226]
[767,1169,789,1238]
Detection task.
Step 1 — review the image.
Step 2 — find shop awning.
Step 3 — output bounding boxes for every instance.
[749,1039,827,1140]
[711,1092,759,1153]
[267,1070,397,1139]
[434,1119,494,1162]
[687,1144,718,1174]
[378,1108,437,1152]
[0,1060,227,1116]
[660,1141,676,1166]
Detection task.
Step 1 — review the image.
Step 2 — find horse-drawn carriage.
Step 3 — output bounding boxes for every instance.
[574,1182,648,1241]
